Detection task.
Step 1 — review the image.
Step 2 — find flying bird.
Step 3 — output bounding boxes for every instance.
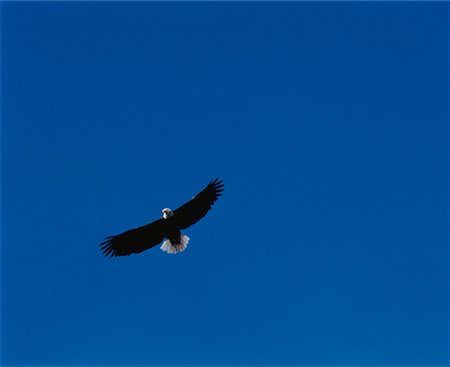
[100,178,224,257]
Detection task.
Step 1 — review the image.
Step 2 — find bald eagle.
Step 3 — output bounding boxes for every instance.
[100,178,224,257]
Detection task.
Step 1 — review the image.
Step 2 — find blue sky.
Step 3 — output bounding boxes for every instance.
[1,2,448,366]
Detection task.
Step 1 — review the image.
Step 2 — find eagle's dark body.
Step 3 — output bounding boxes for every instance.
[100,178,224,257]
[166,222,182,247]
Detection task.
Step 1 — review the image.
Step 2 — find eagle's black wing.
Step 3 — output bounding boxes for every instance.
[173,178,224,230]
[100,218,168,257]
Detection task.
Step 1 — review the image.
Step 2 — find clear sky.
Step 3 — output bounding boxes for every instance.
[1,1,448,366]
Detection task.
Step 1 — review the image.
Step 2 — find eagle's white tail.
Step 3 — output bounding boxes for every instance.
[160,234,190,254]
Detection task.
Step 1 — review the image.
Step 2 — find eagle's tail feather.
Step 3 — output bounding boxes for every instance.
[160,234,190,254]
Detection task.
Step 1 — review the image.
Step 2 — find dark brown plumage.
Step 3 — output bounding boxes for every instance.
[100,178,224,257]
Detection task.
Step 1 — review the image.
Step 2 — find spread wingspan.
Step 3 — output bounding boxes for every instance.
[100,178,224,257]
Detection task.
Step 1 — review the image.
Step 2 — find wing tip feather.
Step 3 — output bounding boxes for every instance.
[100,237,117,258]
[210,178,224,189]
[209,177,224,200]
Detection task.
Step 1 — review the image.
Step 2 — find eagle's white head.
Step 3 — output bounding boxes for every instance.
[162,208,174,219]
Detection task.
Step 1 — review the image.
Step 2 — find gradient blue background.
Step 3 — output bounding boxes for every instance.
[1,2,448,366]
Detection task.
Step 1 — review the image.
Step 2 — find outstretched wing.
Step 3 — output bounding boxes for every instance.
[100,218,168,257]
[173,178,224,230]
